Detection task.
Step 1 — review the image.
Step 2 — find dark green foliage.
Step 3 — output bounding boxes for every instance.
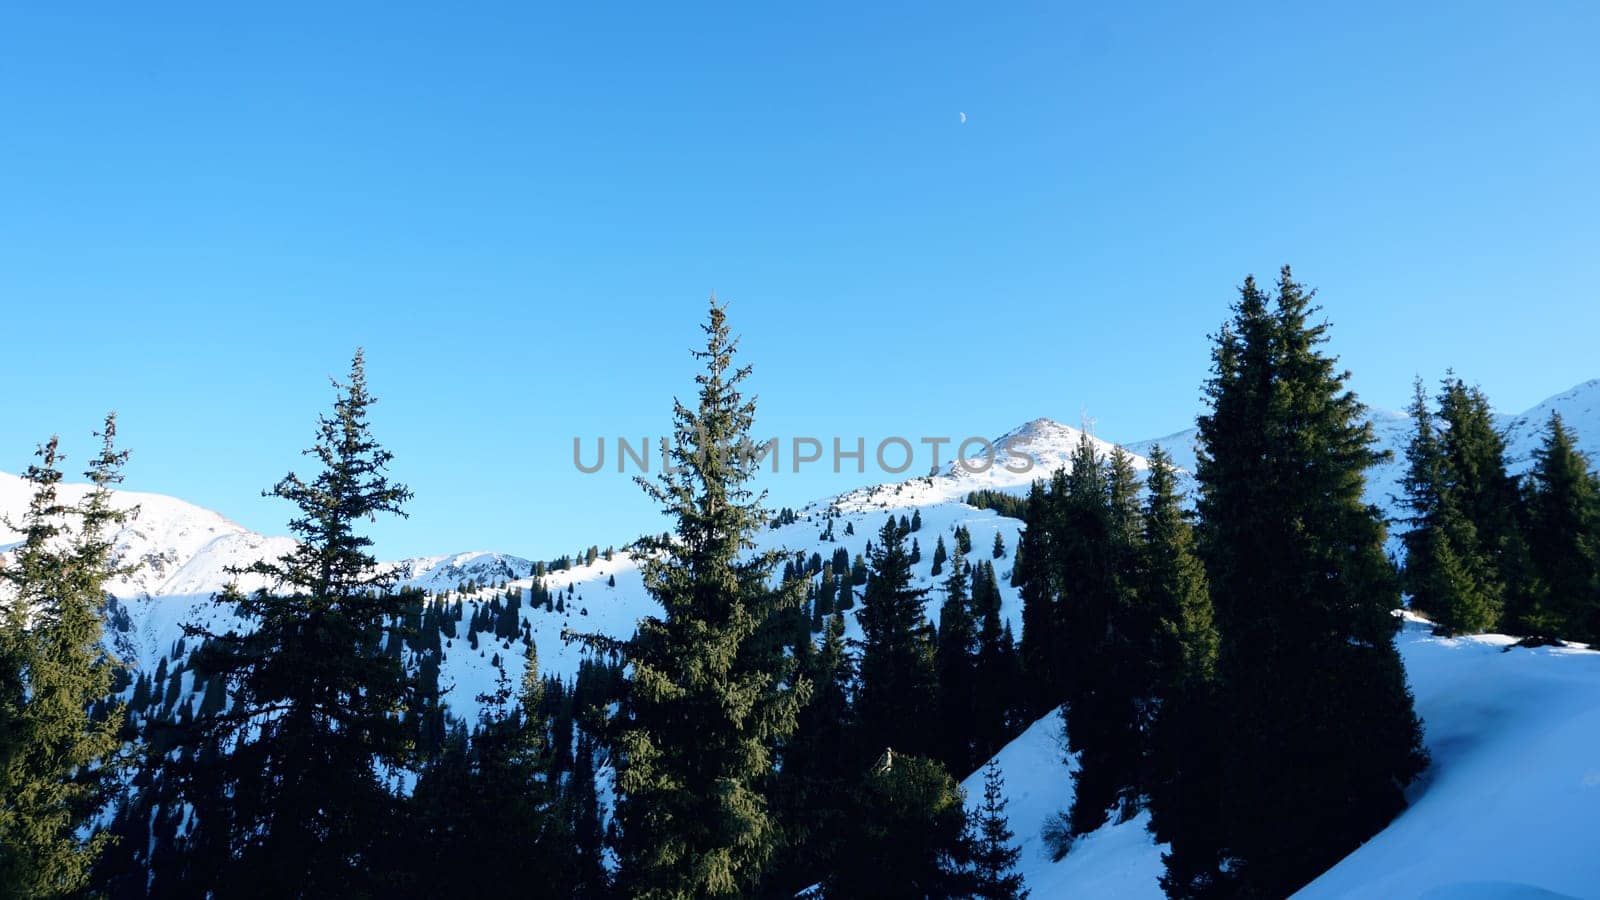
[992,531,1006,559]
[857,515,938,761]
[573,300,809,899]
[971,561,1022,761]
[1179,269,1428,898]
[955,524,973,555]
[931,534,948,576]
[398,641,577,896]
[176,350,416,897]
[827,753,975,900]
[771,612,857,895]
[0,419,129,898]
[1138,446,1225,899]
[1520,412,1600,642]
[1435,377,1530,629]
[934,545,978,773]
[1397,379,1500,635]
[1059,438,1146,837]
[1015,479,1064,718]
[972,761,1028,900]
[965,489,1029,520]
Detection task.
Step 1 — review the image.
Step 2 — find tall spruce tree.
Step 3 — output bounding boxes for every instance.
[771,611,856,895]
[856,514,938,761]
[1398,378,1500,635]
[1137,445,1226,899]
[971,760,1028,900]
[1436,376,1528,626]
[934,544,978,774]
[0,419,130,898]
[575,300,810,899]
[1016,477,1064,717]
[177,350,414,896]
[1059,435,1146,837]
[1521,412,1600,642]
[827,752,975,899]
[971,560,1020,762]
[1185,268,1427,897]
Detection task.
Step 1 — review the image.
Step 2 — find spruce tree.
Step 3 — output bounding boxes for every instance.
[177,350,415,896]
[856,515,938,761]
[574,300,809,899]
[1138,446,1225,899]
[1398,378,1499,634]
[1016,478,1063,717]
[934,544,978,774]
[1185,268,1427,897]
[772,611,856,894]
[1059,436,1145,836]
[1521,412,1600,642]
[971,760,1028,900]
[0,419,129,898]
[401,641,576,895]
[827,753,975,899]
[971,560,1020,762]
[1436,376,1528,627]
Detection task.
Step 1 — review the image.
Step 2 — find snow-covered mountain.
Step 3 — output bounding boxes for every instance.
[3,378,1599,898]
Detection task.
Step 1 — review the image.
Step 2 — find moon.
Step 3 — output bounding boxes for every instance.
[959,112,967,124]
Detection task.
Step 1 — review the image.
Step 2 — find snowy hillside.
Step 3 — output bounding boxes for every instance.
[971,616,1600,899]
[2,377,1598,896]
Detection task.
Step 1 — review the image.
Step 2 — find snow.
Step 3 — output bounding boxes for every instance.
[3,377,1600,896]
[969,618,1600,900]
[1294,622,1600,900]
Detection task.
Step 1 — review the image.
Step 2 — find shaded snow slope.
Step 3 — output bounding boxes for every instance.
[972,617,1600,900]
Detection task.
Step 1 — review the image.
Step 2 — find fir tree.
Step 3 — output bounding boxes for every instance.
[856,515,937,761]
[1138,446,1225,899]
[1016,478,1064,717]
[176,350,415,896]
[1436,376,1528,628]
[971,760,1028,900]
[573,299,810,899]
[1397,378,1500,634]
[991,531,1006,559]
[827,753,975,899]
[771,612,856,895]
[1521,412,1600,642]
[1059,436,1145,836]
[401,641,576,895]
[0,418,130,898]
[971,561,1020,761]
[934,544,978,773]
[931,534,948,576]
[1183,269,1427,897]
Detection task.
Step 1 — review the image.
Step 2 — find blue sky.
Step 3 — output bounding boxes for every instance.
[2,1,1596,559]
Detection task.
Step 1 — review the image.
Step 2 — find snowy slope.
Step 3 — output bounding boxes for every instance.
[973,618,1600,900]
[3,377,1599,895]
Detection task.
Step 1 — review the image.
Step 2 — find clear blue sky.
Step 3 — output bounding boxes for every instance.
[2,1,1596,560]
